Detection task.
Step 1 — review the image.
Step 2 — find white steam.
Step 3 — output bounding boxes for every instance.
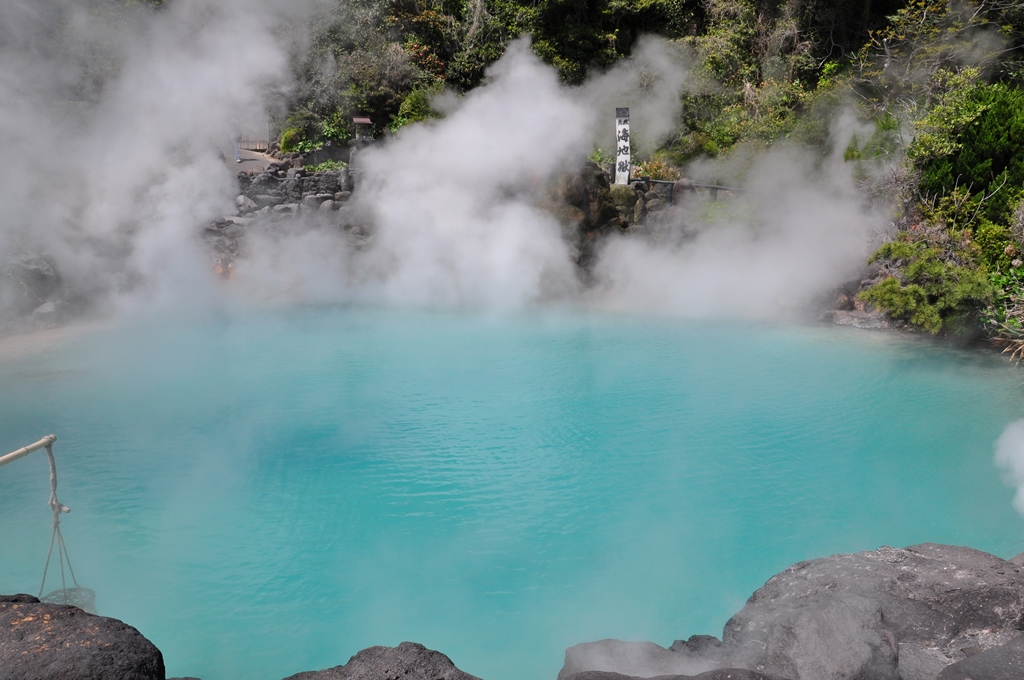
[995,419,1024,516]
[4,1,882,324]
[0,0,304,314]
[240,35,879,315]
[592,145,878,319]
[355,40,589,308]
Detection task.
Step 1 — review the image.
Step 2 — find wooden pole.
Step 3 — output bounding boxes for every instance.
[0,435,57,469]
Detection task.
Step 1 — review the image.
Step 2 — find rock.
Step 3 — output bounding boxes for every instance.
[825,309,889,329]
[564,545,1024,680]
[283,178,300,198]
[609,183,638,208]
[236,195,258,213]
[253,194,280,208]
[334,191,352,202]
[30,300,60,324]
[564,175,588,208]
[742,593,898,680]
[564,671,769,680]
[668,636,733,669]
[247,172,279,194]
[632,199,644,224]
[559,640,718,680]
[723,544,1024,680]
[302,194,334,210]
[1,251,60,317]
[898,643,949,680]
[834,292,855,311]
[0,593,165,680]
[318,200,336,213]
[672,179,695,203]
[564,205,586,224]
[937,635,1024,679]
[282,641,479,680]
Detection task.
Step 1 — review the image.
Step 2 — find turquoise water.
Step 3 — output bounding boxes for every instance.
[2,307,1024,680]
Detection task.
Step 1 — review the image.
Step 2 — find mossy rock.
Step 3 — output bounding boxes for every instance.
[609,183,638,208]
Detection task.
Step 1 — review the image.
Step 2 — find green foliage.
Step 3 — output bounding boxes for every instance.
[854,0,1024,118]
[390,84,444,131]
[279,127,305,153]
[914,81,1024,225]
[320,110,353,142]
[306,159,350,172]
[293,0,426,138]
[588,148,616,166]
[987,266,1024,330]
[861,237,995,334]
[844,112,901,162]
[975,220,1015,270]
[634,157,680,180]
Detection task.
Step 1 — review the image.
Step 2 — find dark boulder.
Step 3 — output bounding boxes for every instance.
[563,544,1024,680]
[546,161,626,272]
[564,671,770,680]
[246,171,279,195]
[0,594,165,680]
[936,635,1024,679]
[560,640,715,680]
[1,251,63,330]
[723,544,1024,679]
[558,641,768,680]
[282,641,480,680]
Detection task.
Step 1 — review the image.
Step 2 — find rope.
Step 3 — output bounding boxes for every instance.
[39,443,77,602]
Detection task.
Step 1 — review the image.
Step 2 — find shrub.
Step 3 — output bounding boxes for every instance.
[389,84,443,132]
[279,127,305,153]
[912,80,1024,225]
[860,234,994,335]
[306,159,349,172]
[634,158,681,181]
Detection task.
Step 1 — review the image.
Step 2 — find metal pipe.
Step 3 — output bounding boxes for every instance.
[689,182,744,193]
[0,435,57,469]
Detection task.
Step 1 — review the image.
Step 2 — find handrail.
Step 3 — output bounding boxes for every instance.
[0,435,57,468]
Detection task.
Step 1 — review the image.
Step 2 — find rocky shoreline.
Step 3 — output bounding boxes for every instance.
[5,543,1024,680]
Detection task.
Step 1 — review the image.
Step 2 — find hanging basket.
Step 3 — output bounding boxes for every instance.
[41,586,96,613]
[3,436,96,614]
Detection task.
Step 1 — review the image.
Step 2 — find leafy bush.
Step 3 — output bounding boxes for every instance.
[306,159,349,172]
[279,127,305,153]
[860,236,994,334]
[634,158,680,180]
[914,81,1024,225]
[390,84,444,132]
[843,112,901,162]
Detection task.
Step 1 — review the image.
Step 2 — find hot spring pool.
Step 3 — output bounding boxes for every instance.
[2,307,1023,680]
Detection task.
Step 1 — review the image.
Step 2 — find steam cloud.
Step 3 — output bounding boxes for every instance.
[2,0,884,324]
[0,0,305,316]
[995,420,1024,516]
